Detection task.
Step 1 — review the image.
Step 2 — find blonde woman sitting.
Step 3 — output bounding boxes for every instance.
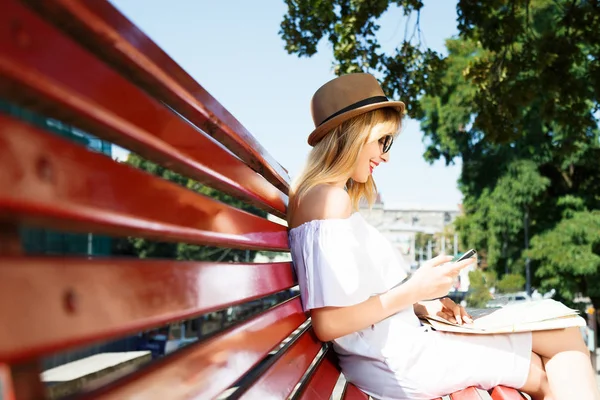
[287,73,600,400]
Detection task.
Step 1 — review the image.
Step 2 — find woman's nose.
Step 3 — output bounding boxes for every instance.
[380,151,390,163]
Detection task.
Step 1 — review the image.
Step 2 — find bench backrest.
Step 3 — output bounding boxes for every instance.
[0,1,350,398]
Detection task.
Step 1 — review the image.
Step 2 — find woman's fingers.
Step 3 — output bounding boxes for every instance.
[436,311,456,324]
[440,297,464,325]
[445,257,476,275]
[435,297,474,325]
[448,303,462,325]
[426,254,454,268]
[461,306,474,324]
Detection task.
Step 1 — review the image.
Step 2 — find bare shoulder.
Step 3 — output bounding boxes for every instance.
[291,185,352,228]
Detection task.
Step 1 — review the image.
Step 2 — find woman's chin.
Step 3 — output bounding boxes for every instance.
[352,175,370,184]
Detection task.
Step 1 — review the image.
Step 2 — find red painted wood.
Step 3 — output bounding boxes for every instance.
[341,383,369,400]
[490,386,527,399]
[449,386,486,399]
[297,348,341,400]
[240,328,323,399]
[0,364,16,400]
[0,257,296,362]
[82,299,307,399]
[22,0,290,194]
[0,0,287,218]
[0,114,288,250]
[4,362,44,400]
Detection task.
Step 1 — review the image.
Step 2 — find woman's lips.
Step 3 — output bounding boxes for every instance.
[370,161,378,174]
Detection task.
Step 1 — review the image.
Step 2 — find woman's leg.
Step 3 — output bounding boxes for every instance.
[530,327,599,400]
[519,351,553,400]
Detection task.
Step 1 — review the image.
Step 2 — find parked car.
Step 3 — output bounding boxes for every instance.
[486,291,531,308]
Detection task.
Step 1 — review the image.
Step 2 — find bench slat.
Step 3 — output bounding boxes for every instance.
[0,364,15,399]
[339,384,469,400]
[0,257,295,362]
[489,386,527,400]
[22,0,291,194]
[82,298,306,399]
[0,0,288,219]
[296,347,341,400]
[0,114,288,250]
[238,328,322,399]
[449,387,489,399]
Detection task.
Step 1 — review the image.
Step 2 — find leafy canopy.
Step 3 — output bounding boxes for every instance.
[281,0,600,306]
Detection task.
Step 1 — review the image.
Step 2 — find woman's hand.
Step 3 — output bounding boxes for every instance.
[414,297,473,325]
[407,254,476,301]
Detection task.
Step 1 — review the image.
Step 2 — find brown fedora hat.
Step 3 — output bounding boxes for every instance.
[308,73,405,146]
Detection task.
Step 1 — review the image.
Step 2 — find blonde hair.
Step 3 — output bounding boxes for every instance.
[288,107,402,223]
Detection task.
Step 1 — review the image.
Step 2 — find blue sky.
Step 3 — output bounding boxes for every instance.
[109,0,462,208]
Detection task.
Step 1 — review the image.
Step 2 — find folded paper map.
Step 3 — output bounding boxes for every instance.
[420,299,586,334]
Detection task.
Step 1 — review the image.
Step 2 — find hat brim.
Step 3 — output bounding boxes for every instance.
[307,101,405,146]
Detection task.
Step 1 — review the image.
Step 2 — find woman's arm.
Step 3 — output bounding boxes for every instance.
[311,279,420,342]
[310,254,474,342]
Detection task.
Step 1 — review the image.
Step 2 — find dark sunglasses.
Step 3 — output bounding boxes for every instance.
[379,134,394,154]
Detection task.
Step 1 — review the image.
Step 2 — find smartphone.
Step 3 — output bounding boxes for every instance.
[454,249,477,262]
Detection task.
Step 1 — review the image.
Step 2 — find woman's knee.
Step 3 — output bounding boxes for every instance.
[532,327,587,358]
[519,352,551,399]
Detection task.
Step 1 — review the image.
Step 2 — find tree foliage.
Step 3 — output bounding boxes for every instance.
[112,154,266,262]
[496,273,526,294]
[281,0,600,304]
[414,232,433,250]
[280,0,443,118]
[528,210,600,306]
[466,269,495,308]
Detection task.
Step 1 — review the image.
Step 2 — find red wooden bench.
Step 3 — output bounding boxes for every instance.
[0,1,527,399]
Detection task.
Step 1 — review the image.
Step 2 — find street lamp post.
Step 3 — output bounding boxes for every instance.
[524,207,531,296]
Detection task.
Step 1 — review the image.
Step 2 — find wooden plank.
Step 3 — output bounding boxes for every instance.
[5,362,44,400]
[341,382,369,400]
[449,387,488,399]
[0,114,288,250]
[0,257,295,362]
[236,328,323,400]
[0,224,21,256]
[0,364,16,400]
[489,386,527,400]
[295,347,341,400]
[0,222,45,399]
[20,0,291,194]
[0,0,287,218]
[81,298,307,400]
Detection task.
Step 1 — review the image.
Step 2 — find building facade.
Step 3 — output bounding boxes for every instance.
[358,194,474,292]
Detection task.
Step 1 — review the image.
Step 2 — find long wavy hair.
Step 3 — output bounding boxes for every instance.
[288,107,402,223]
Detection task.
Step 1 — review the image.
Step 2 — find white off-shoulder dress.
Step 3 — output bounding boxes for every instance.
[288,212,531,400]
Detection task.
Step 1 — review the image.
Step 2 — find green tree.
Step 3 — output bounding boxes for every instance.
[496,273,526,294]
[466,269,495,308]
[414,232,433,250]
[113,154,267,262]
[281,0,599,131]
[528,210,600,308]
[280,0,600,300]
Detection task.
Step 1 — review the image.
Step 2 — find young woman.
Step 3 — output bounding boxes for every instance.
[287,73,599,400]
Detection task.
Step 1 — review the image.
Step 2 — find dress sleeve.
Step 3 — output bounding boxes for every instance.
[293,221,375,311]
